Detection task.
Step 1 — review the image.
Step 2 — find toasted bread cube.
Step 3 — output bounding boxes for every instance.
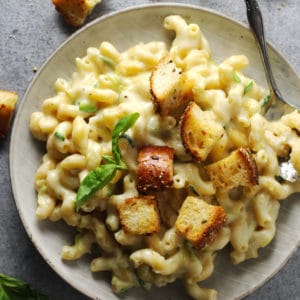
[181,102,224,161]
[52,0,102,27]
[0,90,18,138]
[117,196,160,235]
[150,55,188,116]
[137,145,174,193]
[176,196,226,249]
[205,147,258,189]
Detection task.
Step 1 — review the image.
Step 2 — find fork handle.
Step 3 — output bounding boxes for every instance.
[244,0,283,100]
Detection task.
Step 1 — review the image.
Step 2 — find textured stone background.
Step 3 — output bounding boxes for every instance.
[0,0,299,299]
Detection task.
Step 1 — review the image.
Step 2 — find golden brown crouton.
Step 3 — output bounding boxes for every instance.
[52,0,102,27]
[137,145,174,193]
[180,102,224,161]
[205,147,258,189]
[0,90,18,138]
[150,55,189,116]
[117,196,160,235]
[175,196,226,249]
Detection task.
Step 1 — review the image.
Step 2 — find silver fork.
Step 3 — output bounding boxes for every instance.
[244,0,298,182]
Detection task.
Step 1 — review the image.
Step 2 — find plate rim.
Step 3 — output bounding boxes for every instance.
[9,3,300,300]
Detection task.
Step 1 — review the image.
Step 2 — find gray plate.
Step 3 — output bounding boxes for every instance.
[10,4,300,300]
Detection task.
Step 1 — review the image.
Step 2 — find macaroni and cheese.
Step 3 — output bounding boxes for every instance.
[30,15,300,300]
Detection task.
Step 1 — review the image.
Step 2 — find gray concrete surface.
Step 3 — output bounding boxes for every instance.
[0,0,299,299]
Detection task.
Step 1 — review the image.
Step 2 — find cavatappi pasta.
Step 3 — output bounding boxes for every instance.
[30,15,300,300]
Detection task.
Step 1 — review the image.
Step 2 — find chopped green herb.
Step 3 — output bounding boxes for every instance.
[100,55,116,68]
[54,131,65,141]
[137,278,151,290]
[107,74,123,91]
[116,92,122,104]
[119,287,130,294]
[75,112,140,210]
[243,81,253,95]
[202,246,212,253]
[183,240,198,261]
[0,273,48,300]
[189,185,199,196]
[79,103,97,113]
[208,59,217,66]
[259,95,271,107]
[232,71,241,83]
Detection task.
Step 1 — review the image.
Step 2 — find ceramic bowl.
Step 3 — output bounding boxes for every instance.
[10,4,300,300]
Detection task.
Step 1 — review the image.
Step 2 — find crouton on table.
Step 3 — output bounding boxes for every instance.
[175,196,226,249]
[52,0,102,27]
[0,90,18,138]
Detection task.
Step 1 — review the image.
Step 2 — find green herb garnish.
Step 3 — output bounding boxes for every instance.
[189,185,199,196]
[259,95,271,107]
[0,273,48,300]
[79,103,97,113]
[100,55,116,68]
[243,81,253,95]
[137,277,151,290]
[76,164,118,209]
[232,71,241,83]
[107,74,124,92]
[208,59,217,66]
[111,113,140,165]
[54,131,65,141]
[75,112,140,210]
[119,133,135,148]
[183,240,198,261]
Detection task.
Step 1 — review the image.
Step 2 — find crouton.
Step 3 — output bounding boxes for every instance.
[52,0,102,27]
[150,55,189,116]
[117,196,160,235]
[137,145,174,193]
[205,147,258,189]
[0,90,18,138]
[180,102,224,161]
[175,196,226,249]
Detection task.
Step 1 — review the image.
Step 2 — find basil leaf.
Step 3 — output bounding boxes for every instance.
[232,71,241,83]
[79,103,97,113]
[119,133,135,148]
[102,155,117,165]
[0,288,9,300]
[75,113,140,209]
[54,131,65,141]
[0,273,27,288]
[112,112,140,164]
[0,273,48,300]
[76,164,118,210]
[243,81,253,95]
